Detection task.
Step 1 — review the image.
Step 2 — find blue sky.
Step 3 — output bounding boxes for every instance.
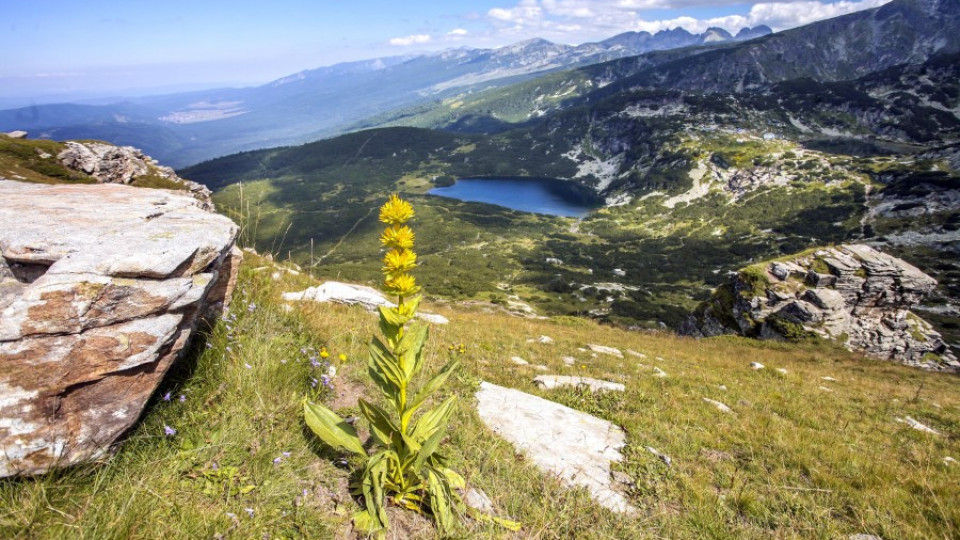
[0,0,889,103]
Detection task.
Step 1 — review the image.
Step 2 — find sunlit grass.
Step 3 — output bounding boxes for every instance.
[2,254,957,539]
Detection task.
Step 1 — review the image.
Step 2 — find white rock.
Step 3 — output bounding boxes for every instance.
[821,376,838,382]
[645,446,672,467]
[510,356,529,366]
[283,281,447,324]
[587,344,623,358]
[703,398,734,414]
[749,362,765,370]
[944,456,957,466]
[532,364,549,372]
[896,416,941,435]
[475,382,636,514]
[775,368,788,374]
[653,367,668,378]
[819,386,833,392]
[849,535,884,540]
[626,349,647,359]
[464,487,495,514]
[538,335,554,344]
[562,356,576,366]
[533,375,625,393]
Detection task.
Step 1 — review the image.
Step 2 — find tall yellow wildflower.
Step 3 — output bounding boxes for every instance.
[378,194,419,300]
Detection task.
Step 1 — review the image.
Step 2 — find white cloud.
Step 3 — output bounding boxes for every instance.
[481,0,891,43]
[388,34,432,46]
[447,28,469,36]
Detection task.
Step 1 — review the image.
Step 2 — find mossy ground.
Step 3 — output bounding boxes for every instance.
[3,253,957,540]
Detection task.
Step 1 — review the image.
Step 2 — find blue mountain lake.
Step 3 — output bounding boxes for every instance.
[428,177,600,218]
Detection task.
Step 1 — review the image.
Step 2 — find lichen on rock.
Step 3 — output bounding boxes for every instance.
[680,244,958,371]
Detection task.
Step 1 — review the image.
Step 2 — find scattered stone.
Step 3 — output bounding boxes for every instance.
[702,398,734,414]
[750,362,765,370]
[464,488,495,514]
[475,382,636,514]
[681,244,957,370]
[819,386,834,392]
[849,535,884,540]
[775,368,788,374]
[645,446,672,467]
[655,356,665,361]
[610,470,634,487]
[896,416,941,436]
[653,367,668,378]
[717,384,728,391]
[510,356,529,366]
[821,376,838,382]
[538,335,554,344]
[562,356,576,366]
[4,130,27,139]
[283,281,448,324]
[944,456,956,466]
[0,181,240,477]
[626,349,647,359]
[532,364,549,372]
[533,375,625,393]
[588,344,624,358]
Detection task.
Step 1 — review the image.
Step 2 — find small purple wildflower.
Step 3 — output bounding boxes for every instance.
[244,363,252,369]
[163,425,176,436]
[273,457,282,465]
[178,394,186,402]
[310,358,321,368]
[247,303,256,313]
[162,391,172,402]
[225,346,233,353]
[244,508,254,518]
[310,378,318,388]
[205,341,213,349]
[282,451,292,457]
[320,375,332,388]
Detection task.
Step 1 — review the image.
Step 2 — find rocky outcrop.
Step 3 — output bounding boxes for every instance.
[282,281,449,325]
[681,244,958,371]
[57,141,214,210]
[0,180,240,477]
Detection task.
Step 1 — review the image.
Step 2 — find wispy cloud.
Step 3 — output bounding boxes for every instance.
[447,28,469,36]
[388,34,432,46]
[481,0,890,42]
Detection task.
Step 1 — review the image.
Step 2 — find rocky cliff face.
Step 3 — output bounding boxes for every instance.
[0,180,240,477]
[57,140,214,210]
[680,244,958,371]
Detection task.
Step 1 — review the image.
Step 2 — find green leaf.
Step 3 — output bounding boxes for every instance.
[358,399,400,448]
[397,323,428,378]
[426,467,455,533]
[303,400,365,456]
[361,452,390,530]
[442,468,465,490]
[403,359,460,427]
[410,395,458,443]
[411,423,446,471]
[368,338,405,403]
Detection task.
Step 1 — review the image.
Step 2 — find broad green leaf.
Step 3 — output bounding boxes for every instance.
[442,468,465,490]
[466,506,523,532]
[351,509,385,538]
[368,338,405,403]
[397,323,428,378]
[403,359,460,427]
[378,295,421,327]
[426,468,455,533]
[411,422,446,471]
[362,453,390,529]
[358,399,400,448]
[303,400,365,456]
[410,395,458,442]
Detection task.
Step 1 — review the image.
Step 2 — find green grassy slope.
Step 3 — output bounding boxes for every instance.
[3,252,957,539]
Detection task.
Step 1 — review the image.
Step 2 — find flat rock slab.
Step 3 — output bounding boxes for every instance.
[587,344,623,358]
[533,375,625,393]
[283,281,448,324]
[0,181,239,477]
[475,381,635,514]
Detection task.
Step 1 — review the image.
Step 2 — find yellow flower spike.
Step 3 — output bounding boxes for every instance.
[379,194,415,225]
[385,273,420,297]
[382,248,417,274]
[380,225,415,250]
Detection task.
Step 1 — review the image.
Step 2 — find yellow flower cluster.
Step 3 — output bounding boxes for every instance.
[379,194,420,299]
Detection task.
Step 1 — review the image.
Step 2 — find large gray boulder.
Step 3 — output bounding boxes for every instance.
[0,180,240,477]
[681,244,957,371]
[57,141,214,210]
